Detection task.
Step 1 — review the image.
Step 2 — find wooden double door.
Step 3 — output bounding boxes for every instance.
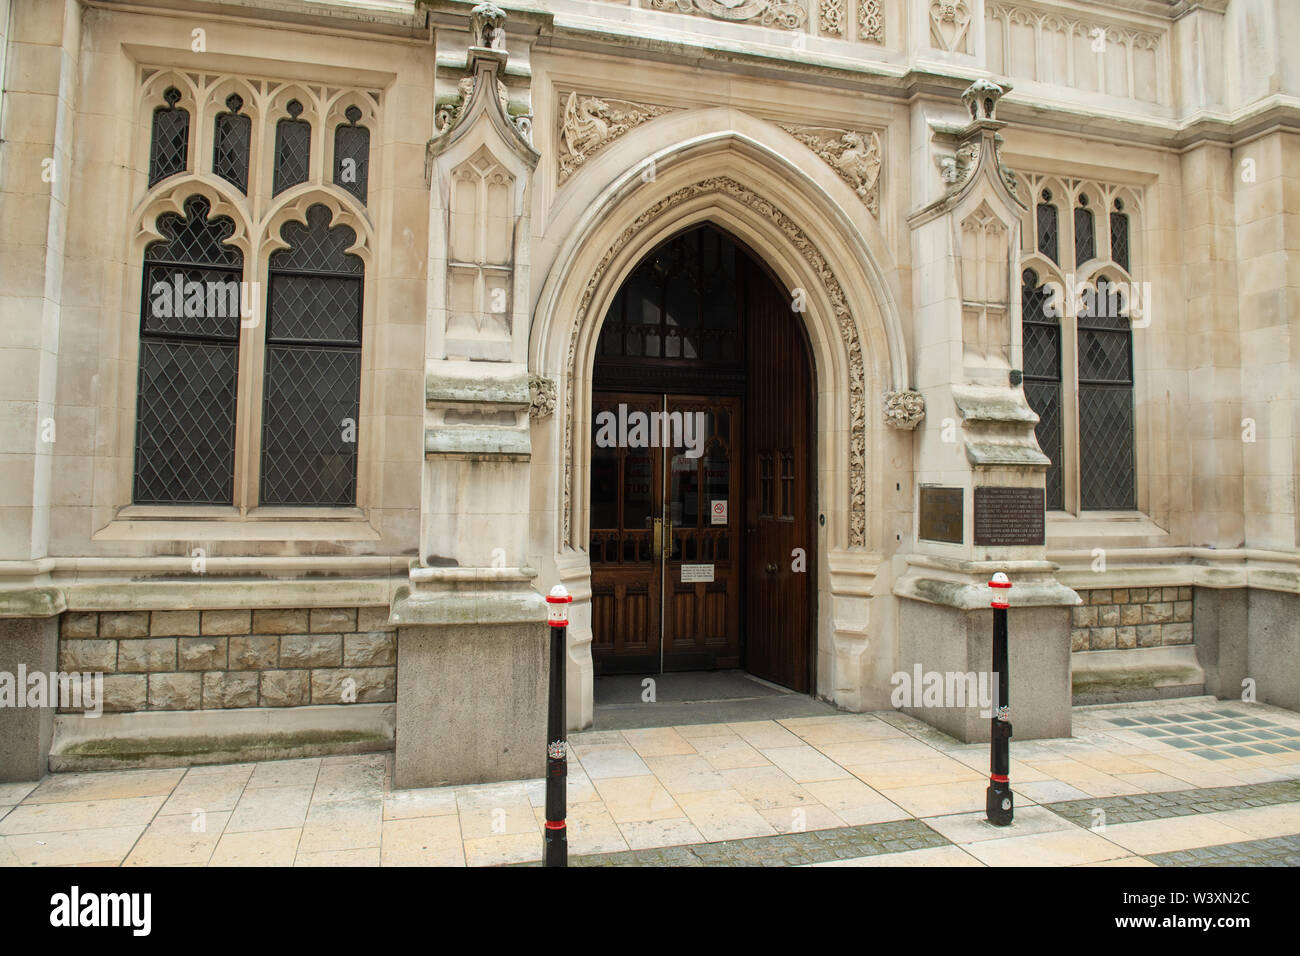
[588,244,815,691]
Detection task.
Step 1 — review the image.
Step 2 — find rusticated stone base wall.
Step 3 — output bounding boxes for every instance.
[57,607,395,712]
[1070,587,1194,652]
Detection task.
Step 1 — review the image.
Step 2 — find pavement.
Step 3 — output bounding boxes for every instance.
[2,695,1300,867]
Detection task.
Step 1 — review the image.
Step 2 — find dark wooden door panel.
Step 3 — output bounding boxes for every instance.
[744,259,814,693]
[590,392,664,674]
[663,394,742,671]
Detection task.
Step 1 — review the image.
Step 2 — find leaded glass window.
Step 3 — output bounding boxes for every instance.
[261,204,363,506]
[213,93,251,194]
[1036,190,1059,264]
[333,105,370,205]
[134,195,242,505]
[148,87,189,187]
[273,100,311,196]
[1021,269,1063,510]
[1111,200,1130,272]
[1078,279,1135,510]
[1074,195,1095,266]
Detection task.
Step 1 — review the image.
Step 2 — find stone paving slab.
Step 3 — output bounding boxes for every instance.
[3,698,1300,867]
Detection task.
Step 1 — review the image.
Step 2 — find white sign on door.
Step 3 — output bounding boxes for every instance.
[711,500,728,525]
[681,564,715,583]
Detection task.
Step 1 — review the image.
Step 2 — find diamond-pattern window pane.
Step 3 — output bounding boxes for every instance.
[149,105,189,187]
[269,205,362,274]
[260,346,360,506]
[267,274,361,344]
[273,118,311,195]
[1025,381,1064,510]
[1080,384,1136,510]
[1036,203,1059,264]
[261,204,364,506]
[134,195,244,506]
[142,265,243,339]
[334,123,370,205]
[1111,212,1130,272]
[1078,278,1135,510]
[1021,270,1063,510]
[146,196,242,268]
[1074,206,1096,265]
[133,341,237,505]
[213,111,251,194]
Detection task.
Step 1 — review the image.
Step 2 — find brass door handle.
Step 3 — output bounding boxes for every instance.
[652,517,663,559]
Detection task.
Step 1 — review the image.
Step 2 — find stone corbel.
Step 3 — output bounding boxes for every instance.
[882,389,925,430]
[528,374,556,421]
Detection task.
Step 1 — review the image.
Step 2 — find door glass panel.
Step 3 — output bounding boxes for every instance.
[591,443,618,529]
[623,451,653,532]
[670,452,698,529]
[704,447,729,515]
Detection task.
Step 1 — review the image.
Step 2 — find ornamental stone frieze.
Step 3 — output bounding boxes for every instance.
[779,125,882,216]
[882,390,925,429]
[647,0,807,31]
[557,92,675,184]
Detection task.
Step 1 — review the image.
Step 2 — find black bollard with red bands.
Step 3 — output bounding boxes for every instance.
[986,572,1014,826]
[544,585,572,866]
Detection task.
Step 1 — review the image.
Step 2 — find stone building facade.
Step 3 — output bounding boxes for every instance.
[0,0,1298,784]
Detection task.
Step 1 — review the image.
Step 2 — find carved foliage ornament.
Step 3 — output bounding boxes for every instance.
[558,93,674,185]
[563,177,868,548]
[780,125,882,217]
[648,0,807,31]
[529,375,557,421]
[883,390,926,430]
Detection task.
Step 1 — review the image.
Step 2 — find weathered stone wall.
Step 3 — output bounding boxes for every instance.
[1070,587,1194,652]
[57,608,395,712]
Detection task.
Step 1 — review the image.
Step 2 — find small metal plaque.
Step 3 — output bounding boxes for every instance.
[919,485,964,544]
[974,486,1045,546]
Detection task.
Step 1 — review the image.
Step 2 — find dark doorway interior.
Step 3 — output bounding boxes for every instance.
[588,224,816,694]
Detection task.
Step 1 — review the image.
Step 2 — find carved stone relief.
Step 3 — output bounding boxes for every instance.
[780,125,882,216]
[471,2,507,50]
[858,0,884,43]
[562,177,868,548]
[882,390,926,429]
[929,0,972,54]
[557,92,675,185]
[647,0,808,31]
[819,0,844,36]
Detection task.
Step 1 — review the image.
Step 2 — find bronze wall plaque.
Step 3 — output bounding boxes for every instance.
[974,486,1045,546]
[919,485,963,543]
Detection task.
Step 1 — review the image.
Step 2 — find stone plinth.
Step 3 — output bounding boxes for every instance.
[894,560,1077,742]
[0,612,60,782]
[390,568,547,788]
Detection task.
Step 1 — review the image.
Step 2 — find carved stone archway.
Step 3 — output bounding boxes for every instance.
[560,175,868,551]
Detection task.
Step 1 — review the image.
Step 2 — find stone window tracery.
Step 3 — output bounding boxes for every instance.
[133,70,380,511]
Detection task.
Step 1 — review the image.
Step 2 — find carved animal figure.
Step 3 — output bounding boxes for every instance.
[562,92,612,160]
[830,130,881,199]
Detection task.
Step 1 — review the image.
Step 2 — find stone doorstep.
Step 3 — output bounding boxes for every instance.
[47,703,395,772]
